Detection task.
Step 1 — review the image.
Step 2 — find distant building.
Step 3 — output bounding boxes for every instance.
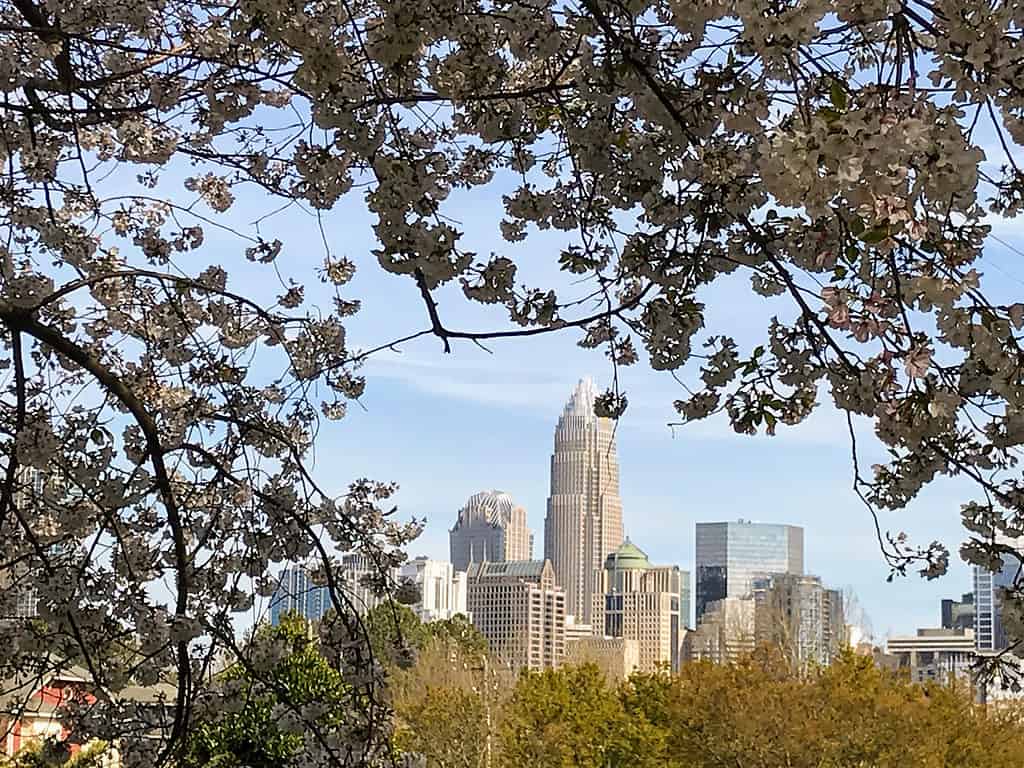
[0,467,75,621]
[680,570,692,629]
[544,378,624,624]
[941,592,975,632]
[974,544,1022,653]
[466,560,566,671]
[886,628,976,686]
[338,553,393,615]
[591,540,684,672]
[564,637,640,680]
[450,490,532,571]
[683,596,755,664]
[398,557,467,622]
[565,616,594,643]
[695,520,804,624]
[753,573,843,667]
[269,566,330,625]
[823,588,847,661]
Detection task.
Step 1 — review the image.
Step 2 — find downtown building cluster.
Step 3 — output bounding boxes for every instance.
[882,536,1024,703]
[271,378,847,676]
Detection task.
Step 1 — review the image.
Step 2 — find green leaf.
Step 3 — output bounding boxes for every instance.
[858,225,891,244]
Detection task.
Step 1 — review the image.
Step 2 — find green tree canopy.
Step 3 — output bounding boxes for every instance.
[180,614,382,768]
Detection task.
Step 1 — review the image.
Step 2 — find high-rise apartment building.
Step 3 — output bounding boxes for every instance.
[753,573,844,667]
[270,566,331,625]
[466,560,566,671]
[544,378,624,624]
[823,588,846,662]
[591,540,685,672]
[398,556,468,622]
[450,490,531,570]
[695,520,804,623]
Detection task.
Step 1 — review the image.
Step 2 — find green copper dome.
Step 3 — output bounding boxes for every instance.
[604,538,652,571]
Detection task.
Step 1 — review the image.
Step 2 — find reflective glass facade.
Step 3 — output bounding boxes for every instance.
[695,521,804,623]
[270,566,331,625]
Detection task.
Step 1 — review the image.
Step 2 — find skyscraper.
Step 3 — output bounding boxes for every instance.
[450,490,531,571]
[753,573,838,668]
[544,378,624,624]
[941,592,975,632]
[695,520,804,624]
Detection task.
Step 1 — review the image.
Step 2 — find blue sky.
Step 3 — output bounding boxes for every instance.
[185,134,1024,640]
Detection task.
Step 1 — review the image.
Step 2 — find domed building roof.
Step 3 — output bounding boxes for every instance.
[604,538,652,571]
[454,490,518,529]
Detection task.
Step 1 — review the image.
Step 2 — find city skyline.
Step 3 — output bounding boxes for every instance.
[359,365,975,638]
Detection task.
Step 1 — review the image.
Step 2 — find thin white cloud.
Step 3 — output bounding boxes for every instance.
[367,352,872,448]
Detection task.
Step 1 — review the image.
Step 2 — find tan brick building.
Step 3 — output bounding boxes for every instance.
[466,560,566,671]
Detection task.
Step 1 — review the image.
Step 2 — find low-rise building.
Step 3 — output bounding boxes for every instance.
[564,636,640,680]
[886,627,976,685]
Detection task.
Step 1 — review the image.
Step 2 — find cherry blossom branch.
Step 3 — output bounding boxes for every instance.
[0,304,193,754]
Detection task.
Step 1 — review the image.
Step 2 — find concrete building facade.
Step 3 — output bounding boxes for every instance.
[886,628,976,686]
[544,378,624,624]
[450,490,532,571]
[753,573,844,667]
[591,540,684,672]
[564,637,640,680]
[466,560,566,671]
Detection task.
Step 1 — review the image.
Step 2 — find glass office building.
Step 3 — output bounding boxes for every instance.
[974,553,1021,652]
[695,520,804,623]
[269,566,331,625]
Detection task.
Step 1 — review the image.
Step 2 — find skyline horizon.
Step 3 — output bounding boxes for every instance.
[327,372,974,642]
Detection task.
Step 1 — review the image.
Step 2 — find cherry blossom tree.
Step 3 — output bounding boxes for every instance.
[2,0,1024,761]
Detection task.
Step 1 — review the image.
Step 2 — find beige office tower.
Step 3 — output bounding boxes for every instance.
[544,378,624,624]
[466,560,566,671]
[591,540,683,672]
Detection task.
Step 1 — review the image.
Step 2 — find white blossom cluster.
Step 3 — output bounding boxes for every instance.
[2,0,1024,756]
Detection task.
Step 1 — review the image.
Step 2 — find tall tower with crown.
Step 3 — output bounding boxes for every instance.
[543,378,624,624]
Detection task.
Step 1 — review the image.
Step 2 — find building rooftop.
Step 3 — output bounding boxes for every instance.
[604,539,653,571]
[467,560,548,580]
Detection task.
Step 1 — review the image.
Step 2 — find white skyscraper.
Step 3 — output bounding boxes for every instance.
[543,378,624,624]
